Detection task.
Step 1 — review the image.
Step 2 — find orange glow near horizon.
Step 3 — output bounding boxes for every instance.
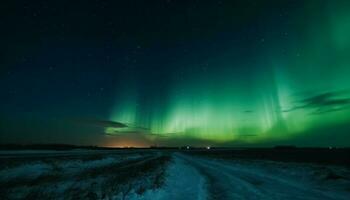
[102,138,150,148]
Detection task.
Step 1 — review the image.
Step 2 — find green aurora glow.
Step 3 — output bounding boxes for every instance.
[108,1,350,146]
[2,1,350,147]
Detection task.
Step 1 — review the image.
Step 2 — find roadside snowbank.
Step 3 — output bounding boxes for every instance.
[129,154,207,200]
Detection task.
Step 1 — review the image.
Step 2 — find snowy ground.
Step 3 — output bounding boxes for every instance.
[1,150,349,200]
[0,150,170,199]
[174,154,350,200]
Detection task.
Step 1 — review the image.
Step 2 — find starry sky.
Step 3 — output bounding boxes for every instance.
[1,0,350,147]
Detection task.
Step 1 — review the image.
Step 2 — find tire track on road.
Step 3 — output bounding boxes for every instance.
[176,153,344,200]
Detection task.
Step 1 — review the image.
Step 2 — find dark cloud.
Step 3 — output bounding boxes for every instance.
[105,128,172,139]
[284,90,350,114]
[77,119,151,130]
[105,129,150,135]
[77,119,128,128]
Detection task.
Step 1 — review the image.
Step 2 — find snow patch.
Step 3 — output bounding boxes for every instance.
[129,154,207,200]
[0,162,52,181]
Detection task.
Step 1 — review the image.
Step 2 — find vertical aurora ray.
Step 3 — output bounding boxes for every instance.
[108,1,350,146]
[3,1,350,148]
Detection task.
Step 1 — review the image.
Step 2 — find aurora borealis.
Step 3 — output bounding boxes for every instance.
[1,0,350,147]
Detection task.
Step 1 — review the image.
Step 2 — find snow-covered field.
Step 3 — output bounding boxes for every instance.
[1,150,349,200]
[0,150,170,199]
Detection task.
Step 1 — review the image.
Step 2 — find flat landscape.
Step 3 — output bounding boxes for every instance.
[1,149,349,200]
[2,1,350,199]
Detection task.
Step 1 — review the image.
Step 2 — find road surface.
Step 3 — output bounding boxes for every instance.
[171,153,349,200]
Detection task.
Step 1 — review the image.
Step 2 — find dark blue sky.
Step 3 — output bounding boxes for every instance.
[1,0,350,147]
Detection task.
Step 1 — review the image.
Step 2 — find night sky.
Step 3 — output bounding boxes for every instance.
[1,0,350,147]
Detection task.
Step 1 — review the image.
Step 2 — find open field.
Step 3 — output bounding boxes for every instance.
[0,149,349,200]
[0,150,170,200]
